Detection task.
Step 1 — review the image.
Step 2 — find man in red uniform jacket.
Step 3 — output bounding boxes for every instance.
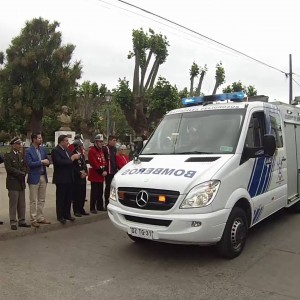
[88,134,107,213]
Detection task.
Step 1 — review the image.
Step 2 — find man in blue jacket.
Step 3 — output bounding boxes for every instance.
[25,132,51,228]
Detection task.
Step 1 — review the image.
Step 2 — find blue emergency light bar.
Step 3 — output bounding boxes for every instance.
[182,91,246,107]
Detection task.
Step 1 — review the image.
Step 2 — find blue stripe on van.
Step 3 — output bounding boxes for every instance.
[248,157,266,197]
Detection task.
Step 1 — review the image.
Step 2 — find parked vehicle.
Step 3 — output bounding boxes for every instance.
[108,92,300,258]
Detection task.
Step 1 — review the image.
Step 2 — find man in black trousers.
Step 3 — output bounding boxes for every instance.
[103,135,118,210]
[51,135,80,224]
[0,154,4,225]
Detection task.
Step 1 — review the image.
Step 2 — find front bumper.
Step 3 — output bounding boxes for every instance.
[107,203,230,245]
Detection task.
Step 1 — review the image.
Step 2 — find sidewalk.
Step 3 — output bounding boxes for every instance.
[0,165,108,241]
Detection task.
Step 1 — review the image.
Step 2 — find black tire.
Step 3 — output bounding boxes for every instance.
[290,200,300,213]
[217,207,248,259]
[127,233,148,243]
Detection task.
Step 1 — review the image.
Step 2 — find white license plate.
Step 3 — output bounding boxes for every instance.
[129,227,153,240]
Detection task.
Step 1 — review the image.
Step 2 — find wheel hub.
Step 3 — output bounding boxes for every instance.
[230,218,246,250]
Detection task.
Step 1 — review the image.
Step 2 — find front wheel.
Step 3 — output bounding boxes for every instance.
[217,207,248,259]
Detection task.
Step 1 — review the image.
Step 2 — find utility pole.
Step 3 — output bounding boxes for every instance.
[289,54,293,104]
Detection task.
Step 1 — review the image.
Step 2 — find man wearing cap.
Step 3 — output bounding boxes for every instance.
[68,133,84,153]
[4,137,31,230]
[25,132,51,228]
[51,134,80,224]
[88,134,107,213]
[72,139,89,217]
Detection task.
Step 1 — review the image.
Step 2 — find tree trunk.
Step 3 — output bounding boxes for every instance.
[145,57,158,91]
[190,76,194,96]
[140,51,152,96]
[30,108,43,133]
[195,71,205,96]
[212,81,219,95]
[133,53,140,97]
[123,99,148,136]
[26,108,43,146]
[148,59,160,90]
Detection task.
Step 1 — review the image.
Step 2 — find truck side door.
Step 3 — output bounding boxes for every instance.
[243,108,287,224]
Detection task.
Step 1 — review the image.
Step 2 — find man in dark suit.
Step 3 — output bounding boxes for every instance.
[0,154,4,225]
[25,132,51,228]
[72,139,89,217]
[51,134,80,224]
[4,137,31,230]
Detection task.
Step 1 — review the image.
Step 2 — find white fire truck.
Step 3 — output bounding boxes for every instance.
[108,92,300,258]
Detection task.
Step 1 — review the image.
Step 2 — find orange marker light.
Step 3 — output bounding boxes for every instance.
[118,191,125,200]
[158,195,166,203]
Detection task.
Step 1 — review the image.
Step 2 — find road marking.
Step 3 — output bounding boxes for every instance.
[84,279,113,291]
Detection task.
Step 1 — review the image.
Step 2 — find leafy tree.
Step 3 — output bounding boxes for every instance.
[178,87,189,101]
[189,62,199,96]
[212,62,225,94]
[122,28,169,135]
[115,77,179,135]
[223,81,257,96]
[246,85,257,96]
[147,76,180,126]
[69,81,107,139]
[0,17,81,137]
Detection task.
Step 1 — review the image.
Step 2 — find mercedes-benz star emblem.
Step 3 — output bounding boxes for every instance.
[136,190,149,208]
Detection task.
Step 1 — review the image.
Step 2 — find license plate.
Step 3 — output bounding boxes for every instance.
[129,227,153,240]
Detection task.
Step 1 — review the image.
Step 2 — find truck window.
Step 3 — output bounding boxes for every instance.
[245,112,265,148]
[142,109,245,155]
[269,112,283,148]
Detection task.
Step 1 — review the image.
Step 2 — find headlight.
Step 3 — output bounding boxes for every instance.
[180,180,220,209]
[109,183,117,202]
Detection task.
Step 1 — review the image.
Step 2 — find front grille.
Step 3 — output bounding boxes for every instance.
[124,215,172,226]
[118,187,180,211]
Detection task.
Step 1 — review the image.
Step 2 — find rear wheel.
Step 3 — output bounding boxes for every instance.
[217,207,248,259]
[290,200,300,213]
[127,233,148,243]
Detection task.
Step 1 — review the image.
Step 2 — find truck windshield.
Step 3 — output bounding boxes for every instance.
[142,109,245,155]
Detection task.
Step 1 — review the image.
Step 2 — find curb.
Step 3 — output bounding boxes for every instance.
[0,212,109,241]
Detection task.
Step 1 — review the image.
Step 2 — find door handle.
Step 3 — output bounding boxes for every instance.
[282,157,286,161]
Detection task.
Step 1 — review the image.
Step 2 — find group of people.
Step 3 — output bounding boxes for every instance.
[0,132,130,229]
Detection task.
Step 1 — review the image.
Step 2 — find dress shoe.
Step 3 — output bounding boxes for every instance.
[0,221,4,225]
[11,225,17,230]
[38,219,51,224]
[81,211,90,216]
[74,213,82,217]
[58,219,66,224]
[90,210,97,214]
[19,223,31,228]
[65,216,75,221]
[31,222,40,228]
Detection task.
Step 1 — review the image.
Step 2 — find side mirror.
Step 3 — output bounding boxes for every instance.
[263,134,276,157]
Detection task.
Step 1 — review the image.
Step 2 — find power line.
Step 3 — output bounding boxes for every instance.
[100,0,300,79]
[292,78,300,88]
[116,0,289,76]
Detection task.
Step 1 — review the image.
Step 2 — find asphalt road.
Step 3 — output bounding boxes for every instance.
[1,209,300,300]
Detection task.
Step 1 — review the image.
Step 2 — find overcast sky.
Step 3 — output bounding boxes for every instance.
[1,0,300,102]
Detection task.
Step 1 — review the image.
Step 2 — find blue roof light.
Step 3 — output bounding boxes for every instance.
[182,92,246,107]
